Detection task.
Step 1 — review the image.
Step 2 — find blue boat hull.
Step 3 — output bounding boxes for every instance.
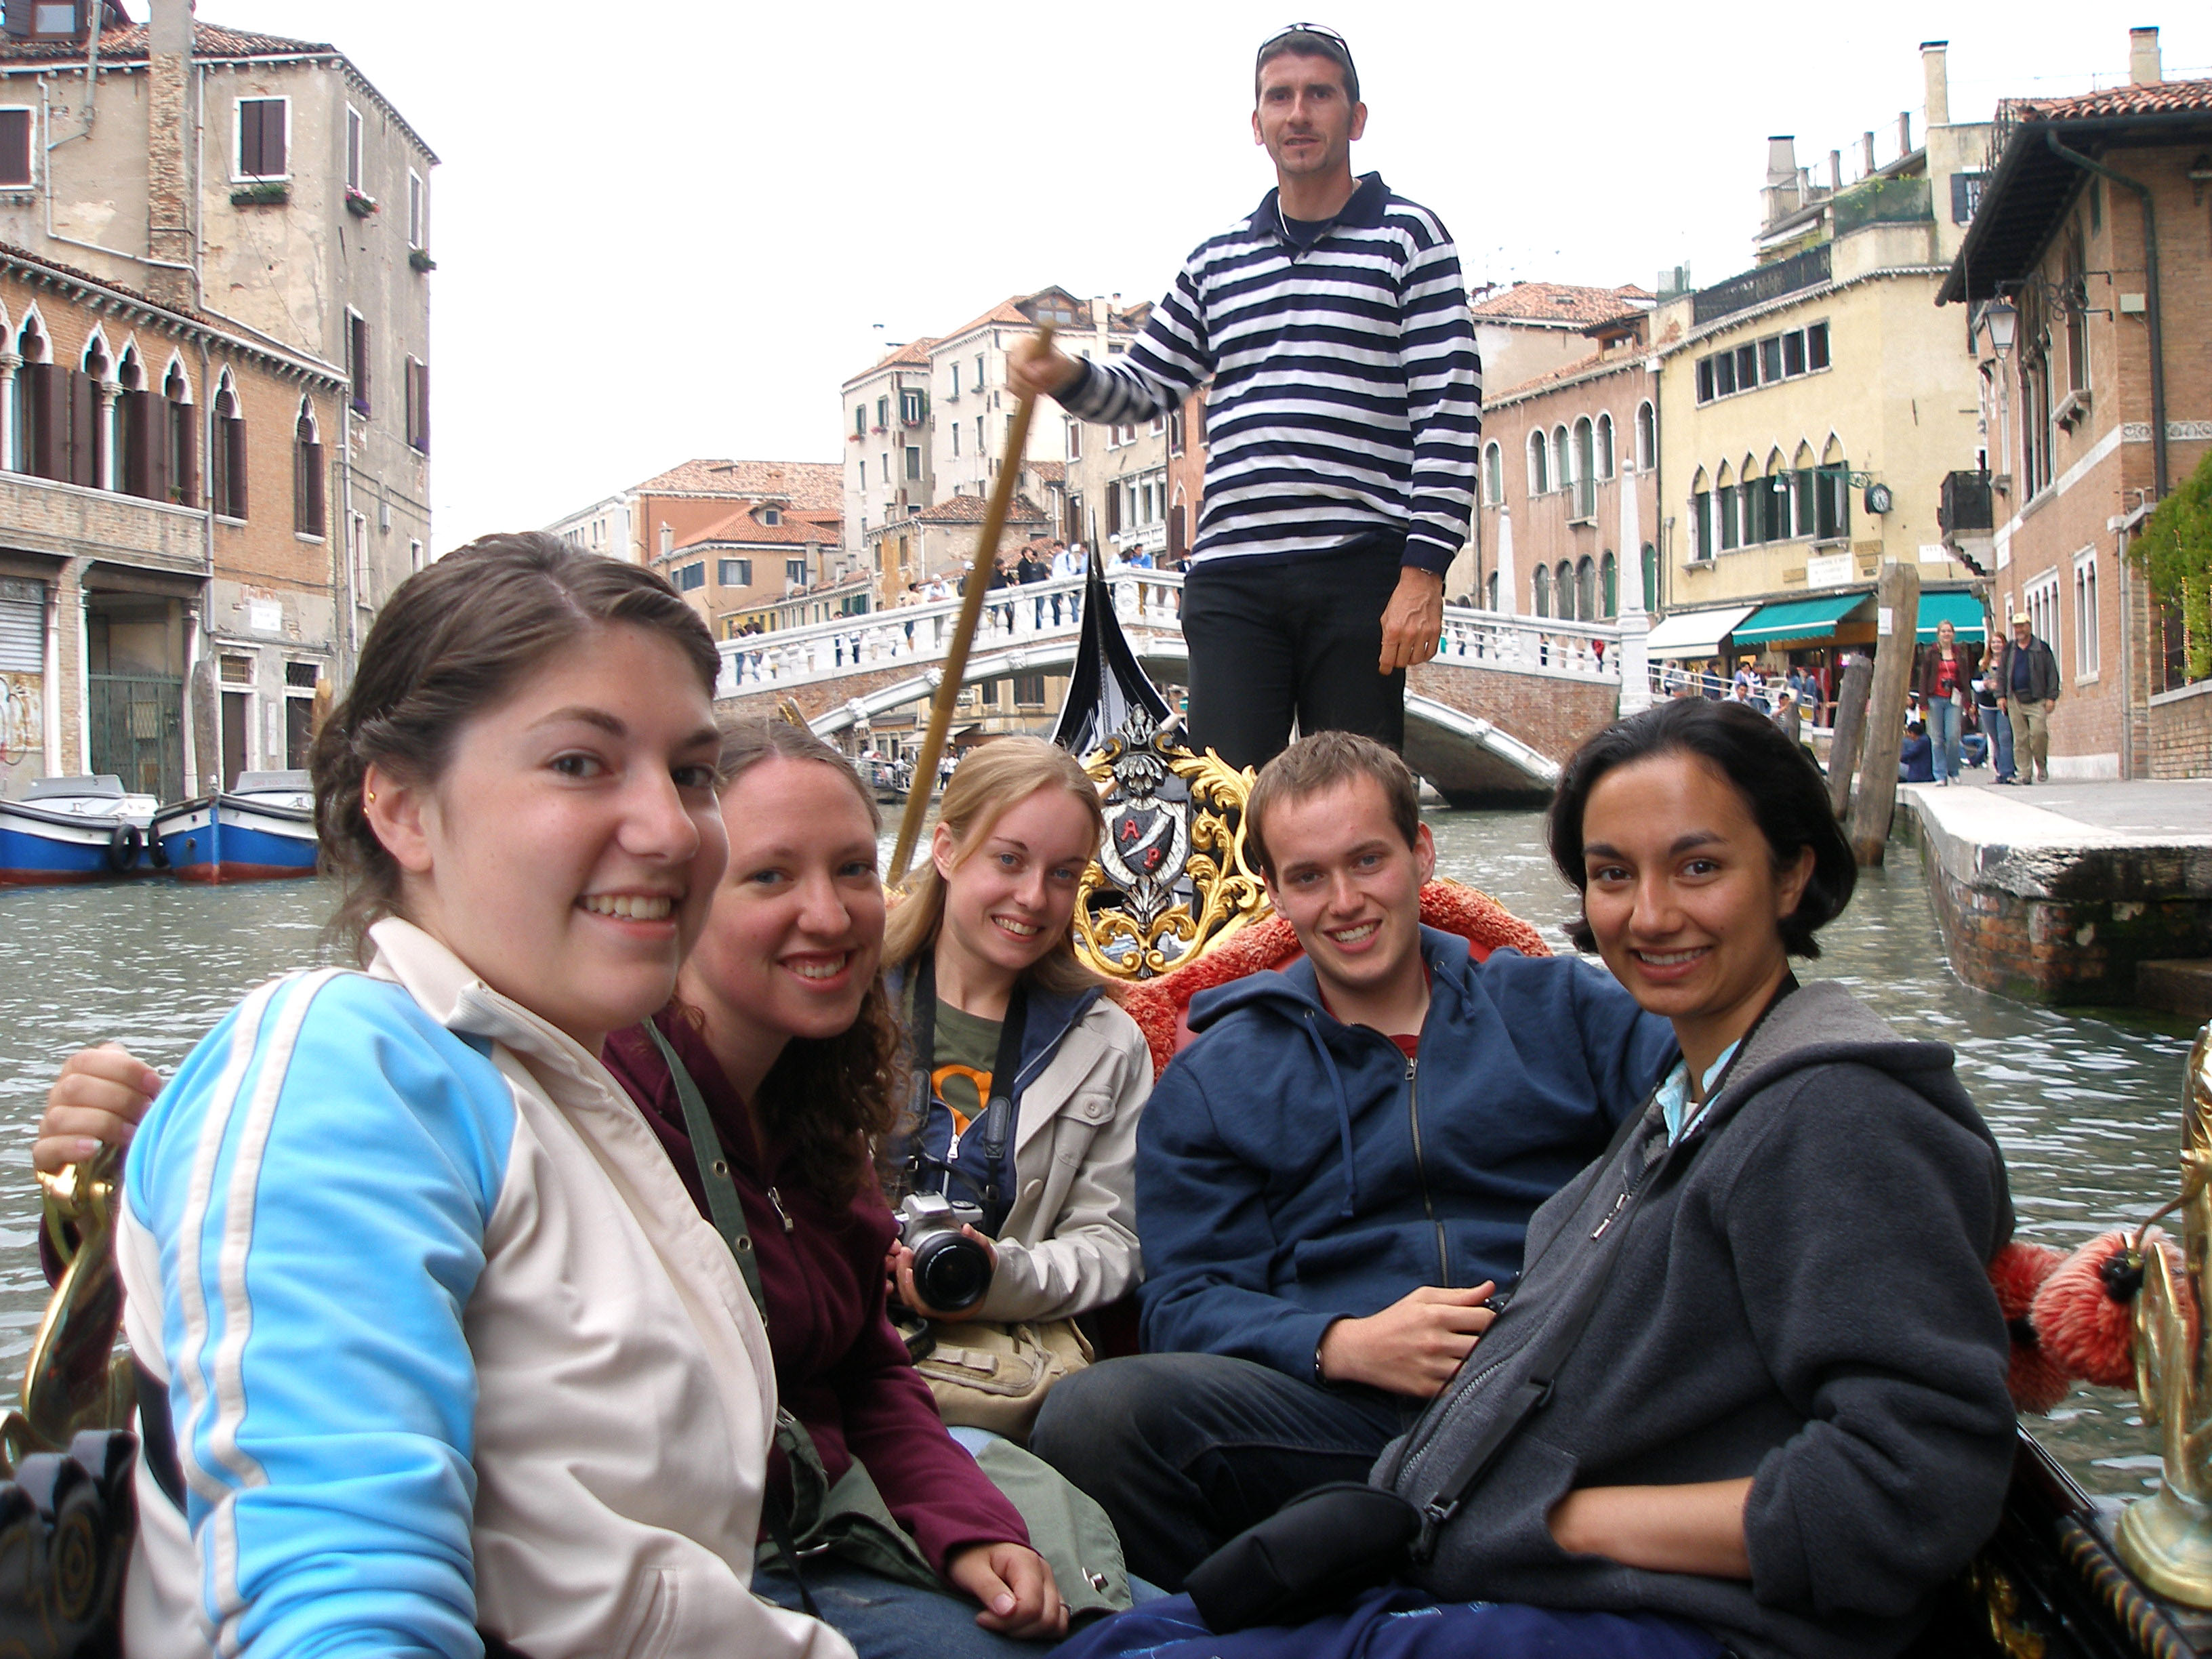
[153,794,318,883]
[0,802,140,884]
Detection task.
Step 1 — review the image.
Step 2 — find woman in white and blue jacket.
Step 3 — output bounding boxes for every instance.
[113,535,853,1659]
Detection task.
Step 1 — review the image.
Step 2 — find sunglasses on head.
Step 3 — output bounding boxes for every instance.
[1261,21,1355,70]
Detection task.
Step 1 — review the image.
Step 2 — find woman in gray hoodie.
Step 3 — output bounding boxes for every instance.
[1374,697,2018,1658]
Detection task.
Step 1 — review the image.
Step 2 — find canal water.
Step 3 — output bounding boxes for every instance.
[0,809,2190,1498]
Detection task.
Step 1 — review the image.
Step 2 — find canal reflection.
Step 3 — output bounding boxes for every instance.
[0,808,2190,1497]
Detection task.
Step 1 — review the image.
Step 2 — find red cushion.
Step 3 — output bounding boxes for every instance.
[1116,882,1552,1079]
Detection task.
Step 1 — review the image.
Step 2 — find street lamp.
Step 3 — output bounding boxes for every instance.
[1977,297,2020,359]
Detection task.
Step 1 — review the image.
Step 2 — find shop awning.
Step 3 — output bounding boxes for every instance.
[1642,605,1759,659]
[1917,591,1986,643]
[1730,594,1872,647]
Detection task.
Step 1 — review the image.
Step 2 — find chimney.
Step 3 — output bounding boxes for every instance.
[1828,149,1843,190]
[1921,41,1950,128]
[2130,26,2162,86]
[1765,136,1797,186]
[1862,131,1877,176]
[1898,111,1913,157]
[145,0,194,309]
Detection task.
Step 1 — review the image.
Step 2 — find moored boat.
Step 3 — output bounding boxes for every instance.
[0,775,155,885]
[151,770,318,883]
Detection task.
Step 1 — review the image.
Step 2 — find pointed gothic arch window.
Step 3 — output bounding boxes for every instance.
[293,396,325,536]
[210,371,247,520]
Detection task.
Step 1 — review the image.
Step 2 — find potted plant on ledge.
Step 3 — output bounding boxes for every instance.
[344,186,379,219]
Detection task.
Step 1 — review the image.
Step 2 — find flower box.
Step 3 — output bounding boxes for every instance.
[344,188,379,219]
[230,182,289,207]
[408,249,436,273]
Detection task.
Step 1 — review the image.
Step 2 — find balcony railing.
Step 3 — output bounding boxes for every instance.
[1692,243,1832,328]
[1831,176,1933,236]
[1939,470,1995,537]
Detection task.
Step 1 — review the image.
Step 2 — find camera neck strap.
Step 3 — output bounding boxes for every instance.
[909,951,1028,1228]
[647,1019,770,1323]
[644,1018,826,1620]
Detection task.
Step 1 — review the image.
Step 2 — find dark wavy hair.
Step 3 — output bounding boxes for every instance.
[1546,698,1856,958]
[312,531,720,957]
[696,717,906,1208]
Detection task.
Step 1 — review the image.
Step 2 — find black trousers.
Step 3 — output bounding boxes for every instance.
[1180,541,1408,773]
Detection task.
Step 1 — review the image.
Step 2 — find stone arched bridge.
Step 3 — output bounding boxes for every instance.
[718,571,1638,805]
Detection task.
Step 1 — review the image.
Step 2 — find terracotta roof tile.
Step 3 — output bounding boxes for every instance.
[679,504,842,550]
[2002,78,2212,122]
[633,458,843,510]
[0,20,339,64]
[1026,459,1067,485]
[1469,282,1655,325]
[918,491,1048,526]
[852,337,935,378]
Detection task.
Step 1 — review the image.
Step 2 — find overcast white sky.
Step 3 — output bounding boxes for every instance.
[199,1,2208,549]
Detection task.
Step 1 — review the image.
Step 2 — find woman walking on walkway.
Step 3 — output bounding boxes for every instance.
[1914,619,1978,785]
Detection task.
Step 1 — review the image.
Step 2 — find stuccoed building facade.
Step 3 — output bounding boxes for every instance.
[0,0,436,721]
[1647,42,1990,701]
[0,245,342,798]
[1941,29,2212,779]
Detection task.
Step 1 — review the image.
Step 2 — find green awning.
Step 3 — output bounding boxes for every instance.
[1730,594,1872,647]
[1917,591,1986,642]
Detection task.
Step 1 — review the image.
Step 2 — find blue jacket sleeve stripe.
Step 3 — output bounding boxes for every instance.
[169,972,298,1510]
[136,969,518,1658]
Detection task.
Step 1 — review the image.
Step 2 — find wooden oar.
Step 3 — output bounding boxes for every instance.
[886,326,1053,886]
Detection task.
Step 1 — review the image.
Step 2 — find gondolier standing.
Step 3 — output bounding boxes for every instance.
[1008,24,1480,773]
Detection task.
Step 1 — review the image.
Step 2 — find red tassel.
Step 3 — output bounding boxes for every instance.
[1988,1242,2070,1413]
[2030,1227,2191,1391]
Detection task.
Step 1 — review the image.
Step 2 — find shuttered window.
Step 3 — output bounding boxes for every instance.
[404,356,428,453]
[237,98,287,180]
[347,312,370,416]
[0,108,32,188]
[0,579,43,673]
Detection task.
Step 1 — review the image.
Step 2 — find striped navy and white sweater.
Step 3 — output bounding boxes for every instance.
[1063,171,1481,575]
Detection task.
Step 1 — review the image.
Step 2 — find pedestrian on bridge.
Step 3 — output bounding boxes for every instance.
[1008,24,1480,773]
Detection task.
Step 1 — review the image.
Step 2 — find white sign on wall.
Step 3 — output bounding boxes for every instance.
[248,599,282,634]
[1804,553,1853,588]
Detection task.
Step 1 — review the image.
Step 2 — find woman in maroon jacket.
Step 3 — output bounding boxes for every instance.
[600,718,1068,1654]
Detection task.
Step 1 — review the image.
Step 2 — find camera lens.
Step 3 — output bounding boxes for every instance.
[912,1231,993,1313]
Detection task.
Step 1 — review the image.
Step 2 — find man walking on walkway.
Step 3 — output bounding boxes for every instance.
[1008,25,1480,773]
[1992,612,2061,784]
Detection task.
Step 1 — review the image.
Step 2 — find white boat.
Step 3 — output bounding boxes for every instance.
[0,775,157,884]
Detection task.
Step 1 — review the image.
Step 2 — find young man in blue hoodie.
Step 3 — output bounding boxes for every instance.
[1029,732,1675,1591]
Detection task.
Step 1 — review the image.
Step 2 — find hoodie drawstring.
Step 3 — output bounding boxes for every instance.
[1302,1008,1361,1218]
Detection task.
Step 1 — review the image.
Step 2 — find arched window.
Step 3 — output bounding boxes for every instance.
[1641,543,1658,611]
[116,346,148,497]
[1553,426,1572,491]
[14,314,51,476]
[1485,570,1499,610]
[1635,401,1656,471]
[1715,461,1739,552]
[1819,436,1849,540]
[1527,430,1549,495]
[1576,557,1596,621]
[161,360,197,507]
[293,398,325,537]
[1532,562,1551,617]
[1689,468,1713,562]
[1599,550,1618,619]
[210,372,247,520]
[1557,560,1575,621]
[1483,441,1503,506]
[1572,417,1596,517]
[1595,413,1615,480]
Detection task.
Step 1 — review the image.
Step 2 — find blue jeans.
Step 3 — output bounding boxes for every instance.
[1051,1587,1723,1659]
[1031,1351,1415,1593]
[756,1559,1054,1658]
[1986,702,2015,778]
[1928,697,1962,781]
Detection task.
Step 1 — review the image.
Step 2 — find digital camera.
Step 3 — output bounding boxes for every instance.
[897,1191,994,1314]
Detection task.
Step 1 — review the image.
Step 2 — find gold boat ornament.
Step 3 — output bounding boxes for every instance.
[1075,714,1270,982]
[1,1148,133,1476]
[2114,1023,2212,1605]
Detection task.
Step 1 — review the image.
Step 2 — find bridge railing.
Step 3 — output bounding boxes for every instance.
[716,569,1621,696]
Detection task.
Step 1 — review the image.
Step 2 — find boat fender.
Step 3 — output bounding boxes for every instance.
[147,833,169,870]
[104,823,142,874]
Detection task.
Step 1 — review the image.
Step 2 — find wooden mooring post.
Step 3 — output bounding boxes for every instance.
[1846,560,1921,866]
[1826,653,1874,822]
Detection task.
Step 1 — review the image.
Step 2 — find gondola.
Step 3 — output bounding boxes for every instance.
[0,570,2202,1658]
